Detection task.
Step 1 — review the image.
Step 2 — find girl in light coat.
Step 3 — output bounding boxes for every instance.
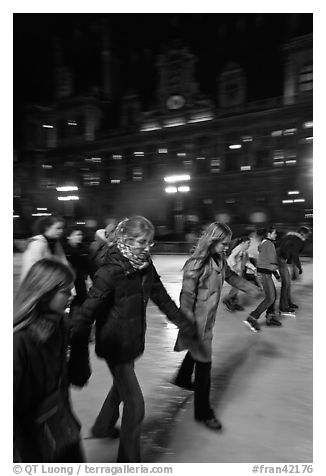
[21,215,68,281]
[173,222,259,431]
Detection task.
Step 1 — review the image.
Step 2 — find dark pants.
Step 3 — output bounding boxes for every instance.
[174,351,195,386]
[278,257,293,310]
[194,360,213,420]
[175,352,213,420]
[92,360,145,463]
[250,273,276,319]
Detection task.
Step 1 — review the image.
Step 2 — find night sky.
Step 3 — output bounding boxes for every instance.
[13,13,313,146]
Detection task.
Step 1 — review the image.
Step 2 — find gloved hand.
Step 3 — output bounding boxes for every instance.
[68,343,91,387]
[298,268,303,275]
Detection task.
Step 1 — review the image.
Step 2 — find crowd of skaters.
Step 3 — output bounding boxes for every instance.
[13,214,311,463]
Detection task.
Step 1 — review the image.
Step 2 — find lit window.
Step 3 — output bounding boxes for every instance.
[288,191,299,195]
[158,148,168,154]
[113,155,122,160]
[282,200,293,204]
[303,121,313,129]
[299,64,313,92]
[240,165,251,171]
[283,128,297,136]
[242,136,253,142]
[229,144,242,150]
[271,130,283,137]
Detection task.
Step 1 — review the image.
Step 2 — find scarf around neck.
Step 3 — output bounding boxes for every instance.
[117,241,151,270]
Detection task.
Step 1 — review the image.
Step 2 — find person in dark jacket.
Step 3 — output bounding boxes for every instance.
[13,259,85,463]
[244,226,281,332]
[88,221,118,279]
[64,226,90,316]
[277,226,310,313]
[70,216,196,463]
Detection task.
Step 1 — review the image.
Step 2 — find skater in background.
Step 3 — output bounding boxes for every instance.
[277,226,310,314]
[70,216,196,463]
[64,226,90,318]
[173,222,259,431]
[88,220,118,279]
[14,259,85,463]
[20,214,68,281]
[222,235,257,311]
[244,226,281,332]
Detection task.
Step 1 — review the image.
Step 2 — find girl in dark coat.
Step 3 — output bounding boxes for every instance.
[71,216,196,463]
[13,259,85,463]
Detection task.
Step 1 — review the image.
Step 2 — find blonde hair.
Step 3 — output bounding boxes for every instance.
[14,259,75,332]
[184,222,232,278]
[115,216,154,243]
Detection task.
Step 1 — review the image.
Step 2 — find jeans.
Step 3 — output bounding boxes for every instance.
[250,273,276,319]
[92,360,145,463]
[278,257,292,310]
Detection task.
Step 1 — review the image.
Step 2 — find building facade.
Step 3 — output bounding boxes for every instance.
[14,33,313,237]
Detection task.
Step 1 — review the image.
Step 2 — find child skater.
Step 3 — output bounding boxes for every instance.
[173,222,259,431]
[13,259,85,463]
[244,226,281,332]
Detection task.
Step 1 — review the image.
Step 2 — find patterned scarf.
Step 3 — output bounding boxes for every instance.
[117,241,151,270]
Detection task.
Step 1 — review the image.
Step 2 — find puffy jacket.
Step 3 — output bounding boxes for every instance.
[71,246,195,364]
[88,230,110,279]
[277,232,306,270]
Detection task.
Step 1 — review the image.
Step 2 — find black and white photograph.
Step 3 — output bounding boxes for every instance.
[11,7,315,471]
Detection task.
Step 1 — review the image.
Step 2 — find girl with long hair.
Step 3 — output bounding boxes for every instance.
[13,259,85,463]
[20,214,68,281]
[173,222,259,431]
[70,216,196,463]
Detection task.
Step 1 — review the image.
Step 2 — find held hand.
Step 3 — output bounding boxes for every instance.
[299,268,303,275]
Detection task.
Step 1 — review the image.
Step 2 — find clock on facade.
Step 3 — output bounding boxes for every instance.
[166,95,185,110]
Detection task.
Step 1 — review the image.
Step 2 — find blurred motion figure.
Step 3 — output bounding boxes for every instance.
[20,215,68,281]
[13,259,85,463]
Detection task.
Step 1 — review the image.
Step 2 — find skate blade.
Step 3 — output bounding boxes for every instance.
[243,320,259,333]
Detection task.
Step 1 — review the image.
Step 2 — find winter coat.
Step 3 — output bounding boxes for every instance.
[277,232,306,271]
[88,229,110,279]
[174,254,256,362]
[64,243,90,304]
[71,245,195,364]
[256,239,278,273]
[21,235,68,281]
[13,314,80,462]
